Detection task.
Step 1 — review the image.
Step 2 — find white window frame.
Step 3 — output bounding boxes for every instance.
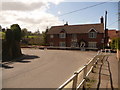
[89,32,97,38]
[59,42,66,47]
[88,42,97,48]
[59,33,66,38]
[88,28,97,38]
[71,42,79,47]
[71,34,77,42]
[50,34,54,38]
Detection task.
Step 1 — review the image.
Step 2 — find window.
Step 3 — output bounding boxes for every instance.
[89,32,97,38]
[59,33,66,38]
[50,34,54,38]
[71,34,77,42]
[59,42,66,47]
[71,42,79,47]
[88,42,97,48]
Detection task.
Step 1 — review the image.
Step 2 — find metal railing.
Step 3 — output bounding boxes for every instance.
[57,51,103,90]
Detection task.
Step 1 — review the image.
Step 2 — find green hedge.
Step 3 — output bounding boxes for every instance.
[110,37,120,50]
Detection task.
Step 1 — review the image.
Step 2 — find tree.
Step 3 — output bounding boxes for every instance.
[0,25,2,31]
[2,28,6,32]
[2,32,5,39]
[2,24,23,61]
[34,29,40,35]
[2,29,14,60]
[41,27,49,45]
[11,24,21,42]
[21,28,28,38]
[28,31,32,36]
[10,24,22,58]
[110,37,120,50]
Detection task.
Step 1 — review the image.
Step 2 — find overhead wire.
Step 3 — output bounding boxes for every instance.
[58,0,113,17]
[57,0,118,29]
[107,20,118,27]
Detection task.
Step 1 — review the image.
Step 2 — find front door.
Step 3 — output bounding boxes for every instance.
[80,41,85,48]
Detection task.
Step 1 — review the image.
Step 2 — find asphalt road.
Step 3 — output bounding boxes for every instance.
[2,48,97,88]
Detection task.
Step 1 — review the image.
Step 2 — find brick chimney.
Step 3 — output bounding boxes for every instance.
[64,22,68,26]
[100,16,104,23]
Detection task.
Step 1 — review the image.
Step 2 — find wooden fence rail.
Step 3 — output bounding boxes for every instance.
[57,51,102,90]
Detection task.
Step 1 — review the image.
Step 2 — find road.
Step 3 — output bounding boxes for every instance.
[2,48,97,88]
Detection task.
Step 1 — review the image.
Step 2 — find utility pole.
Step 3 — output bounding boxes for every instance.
[104,11,108,49]
[105,11,107,30]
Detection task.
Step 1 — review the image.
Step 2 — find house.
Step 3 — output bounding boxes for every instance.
[47,17,107,50]
[108,30,120,46]
[108,30,120,39]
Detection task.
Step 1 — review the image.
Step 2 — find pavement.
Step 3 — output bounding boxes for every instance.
[2,48,97,88]
[88,53,119,89]
[108,53,118,88]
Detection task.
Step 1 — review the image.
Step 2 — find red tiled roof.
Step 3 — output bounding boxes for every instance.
[117,30,120,37]
[108,30,120,39]
[47,23,104,34]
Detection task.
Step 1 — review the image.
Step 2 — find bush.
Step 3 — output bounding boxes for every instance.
[110,37,120,50]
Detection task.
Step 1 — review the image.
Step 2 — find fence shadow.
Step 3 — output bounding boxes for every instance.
[16,60,31,63]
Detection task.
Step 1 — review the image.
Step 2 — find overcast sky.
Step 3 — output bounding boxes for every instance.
[0,0,119,33]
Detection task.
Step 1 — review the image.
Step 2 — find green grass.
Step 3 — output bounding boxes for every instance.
[25,35,39,38]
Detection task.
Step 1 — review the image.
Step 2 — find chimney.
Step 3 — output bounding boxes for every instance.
[64,22,68,26]
[100,16,104,23]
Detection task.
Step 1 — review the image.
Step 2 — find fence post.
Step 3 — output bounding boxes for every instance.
[72,72,78,90]
[83,65,87,88]
[92,57,99,73]
[97,50,100,55]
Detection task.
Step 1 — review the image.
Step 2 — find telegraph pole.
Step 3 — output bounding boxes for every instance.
[105,11,107,30]
[104,11,108,48]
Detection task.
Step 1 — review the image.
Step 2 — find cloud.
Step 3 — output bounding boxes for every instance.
[57,11,61,15]
[0,1,63,33]
[0,11,62,32]
[17,15,60,24]
[2,0,64,5]
[2,2,47,11]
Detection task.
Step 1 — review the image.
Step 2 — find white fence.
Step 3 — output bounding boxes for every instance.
[57,51,103,90]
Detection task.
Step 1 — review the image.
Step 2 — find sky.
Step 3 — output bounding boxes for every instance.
[0,0,119,33]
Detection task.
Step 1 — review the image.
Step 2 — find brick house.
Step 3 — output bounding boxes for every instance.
[108,30,120,39]
[47,17,106,50]
[108,30,120,46]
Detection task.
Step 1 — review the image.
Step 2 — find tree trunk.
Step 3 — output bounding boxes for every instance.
[12,41,22,58]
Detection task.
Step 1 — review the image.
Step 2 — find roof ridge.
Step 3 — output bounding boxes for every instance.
[108,30,116,31]
[51,23,103,28]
